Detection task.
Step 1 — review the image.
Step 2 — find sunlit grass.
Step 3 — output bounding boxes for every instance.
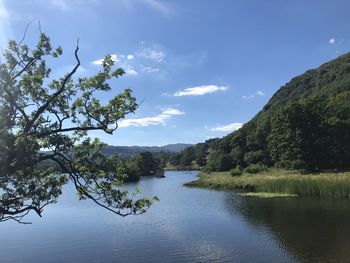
[184,169,350,198]
[239,192,297,198]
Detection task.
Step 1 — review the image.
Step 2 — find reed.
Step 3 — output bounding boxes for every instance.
[184,169,350,198]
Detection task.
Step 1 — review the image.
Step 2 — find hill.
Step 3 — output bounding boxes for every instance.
[173,52,350,171]
[103,143,192,158]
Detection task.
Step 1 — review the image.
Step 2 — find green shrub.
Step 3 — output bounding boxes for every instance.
[244,163,267,174]
[230,166,242,176]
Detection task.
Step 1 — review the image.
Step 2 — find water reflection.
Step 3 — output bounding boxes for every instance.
[0,171,349,263]
[224,193,350,262]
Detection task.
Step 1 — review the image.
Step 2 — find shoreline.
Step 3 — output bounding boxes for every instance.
[184,169,350,198]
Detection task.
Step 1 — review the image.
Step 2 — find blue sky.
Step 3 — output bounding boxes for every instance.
[1,0,350,146]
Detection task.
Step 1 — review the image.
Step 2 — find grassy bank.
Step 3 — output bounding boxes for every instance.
[184,169,350,198]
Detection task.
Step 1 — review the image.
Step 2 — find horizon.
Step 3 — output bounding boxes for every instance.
[1,0,350,145]
[107,142,193,147]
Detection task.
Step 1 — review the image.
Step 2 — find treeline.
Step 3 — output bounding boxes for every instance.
[38,151,166,182]
[167,139,218,169]
[174,52,350,172]
[124,151,165,181]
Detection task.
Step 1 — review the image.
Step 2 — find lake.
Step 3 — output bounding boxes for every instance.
[1,171,350,263]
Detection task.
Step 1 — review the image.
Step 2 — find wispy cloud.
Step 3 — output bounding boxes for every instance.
[0,1,8,19]
[329,38,336,44]
[138,47,165,62]
[92,54,118,65]
[92,45,165,76]
[0,0,11,48]
[124,67,138,76]
[50,0,98,11]
[119,108,184,128]
[50,0,69,10]
[141,65,160,73]
[257,90,265,96]
[161,108,183,115]
[211,123,243,132]
[242,95,255,100]
[141,0,175,16]
[92,54,138,76]
[174,85,228,97]
[242,90,265,99]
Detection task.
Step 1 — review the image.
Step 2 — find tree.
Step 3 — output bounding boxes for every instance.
[125,159,142,182]
[194,143,208,166]
[180,147,195,166]
[169,153,181,167]
[0,32,157,223]
[135,152,164,177]
[268,98,328,170]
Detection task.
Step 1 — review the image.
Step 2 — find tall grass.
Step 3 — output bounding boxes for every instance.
[185,169,350,198]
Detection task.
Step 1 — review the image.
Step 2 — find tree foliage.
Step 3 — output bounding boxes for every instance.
[125,151,164,181]
[0,33,156,223]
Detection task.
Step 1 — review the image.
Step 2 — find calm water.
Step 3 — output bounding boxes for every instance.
[1,171,350,263]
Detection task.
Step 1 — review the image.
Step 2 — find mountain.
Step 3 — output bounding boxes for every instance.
[103,143,192,158]
[173,52,350,171]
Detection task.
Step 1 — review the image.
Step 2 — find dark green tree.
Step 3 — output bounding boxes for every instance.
[268,98,328,170]
[137,151,161,176]
[325,91,350,169]
[125,151,164,179]
[194,143,208,166]
[125,159,142,182]
[180,147,195,166]
[0,33,156,223]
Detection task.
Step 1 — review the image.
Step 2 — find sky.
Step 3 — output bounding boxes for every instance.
[1,0,350,146]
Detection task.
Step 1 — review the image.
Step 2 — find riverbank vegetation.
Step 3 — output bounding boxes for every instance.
[185,169,350,198]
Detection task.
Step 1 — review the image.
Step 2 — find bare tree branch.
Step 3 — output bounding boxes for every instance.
[24,39,80,133]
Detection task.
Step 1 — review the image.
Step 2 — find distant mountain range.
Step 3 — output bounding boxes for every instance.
[103,143,192,158]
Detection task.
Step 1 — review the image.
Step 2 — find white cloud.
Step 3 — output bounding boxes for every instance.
[119,116,166,127]
[121,62,138,76]
[92,54,118,65]
[329,38,336,44]
[125,67,138,76]
[242,90,265,99]
[211,123,243,132]
[90,42,167,78]
[161,108,184,115]
[138,48,165,62]
[90,44,165,77]
[119,108,184,128]
[257,90,265,96]
[92,54,137,75]
[141,0,175,16]
[242,95,255,100]
[174,85,228,97]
